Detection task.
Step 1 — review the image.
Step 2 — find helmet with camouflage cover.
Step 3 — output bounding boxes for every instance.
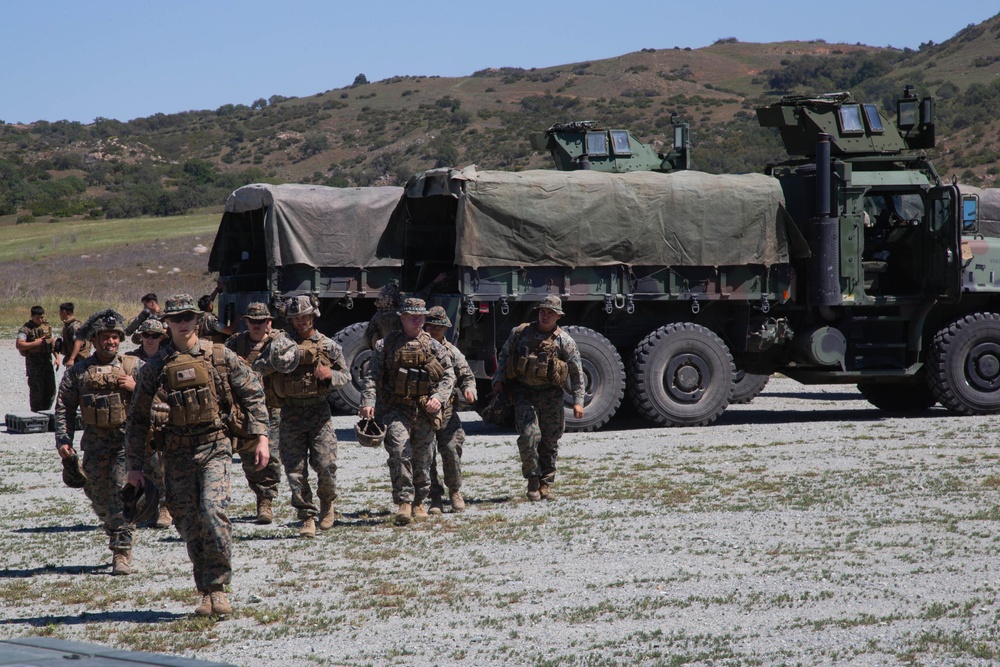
[61,453,87,488]
[375,281,401,312]
[285,294,320,318]
[79,309,127,342]
[425,306,452,327]
[130,318,168,345]
[267,331,301,373]
[355,418,386,448]
[119,479,160,526]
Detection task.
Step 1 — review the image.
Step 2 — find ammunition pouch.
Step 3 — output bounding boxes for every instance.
[81,392,126,429]
[419,396,445,430]
[388,335,440,400]
[283,339,331,399]
[392,367,432,399]
[162,354,218,427]
[507,324,568,387]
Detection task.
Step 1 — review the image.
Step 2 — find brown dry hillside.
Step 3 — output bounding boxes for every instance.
[1,13,999,225]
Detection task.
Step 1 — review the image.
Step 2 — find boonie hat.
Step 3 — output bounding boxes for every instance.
[425,306,452,327]
[397,297,428,316]
[533,295,565,315]
[163,294,199,316]
[242,302,273,321]
[131,318,168,345]
[267,331,301,373]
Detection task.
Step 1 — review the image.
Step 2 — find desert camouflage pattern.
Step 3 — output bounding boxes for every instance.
[125,338,268,592]
[429,340,475,498]
[494,322,585,483]
[275,330,349,518]
[55,353,143,552]
[362,330,455,505]
[364,310,401,350]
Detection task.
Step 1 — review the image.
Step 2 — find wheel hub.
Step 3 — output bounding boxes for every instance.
[966,342,1000,391]
[665,354,707,402]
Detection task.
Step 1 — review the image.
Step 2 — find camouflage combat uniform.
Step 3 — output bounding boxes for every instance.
[494,313,584,487]
[55,346,142,559]
[125,308,164,337]
[126,319,170,525]
[362,302,455,509]
[199,311,230,345]
[272,326,349,521]
[60,316,91,366]
[17,319,56,411]
[125,317,268,594]
[364,282,402,350]
[226,328,286,508]
[427,316,476,504]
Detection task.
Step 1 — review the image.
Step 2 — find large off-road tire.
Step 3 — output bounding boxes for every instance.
[562,326,625,433]
[630,323,735,427]
[731,370,770,405]
[928,312,1000,415]
[329,322,371,415]
[858,380,937,412]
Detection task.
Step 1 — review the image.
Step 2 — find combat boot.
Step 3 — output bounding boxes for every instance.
[300,517,316,538]
[155,506,172,529]
[412,503,429,521]
[526,477,541,502]
[194,592,213,616]
[111,550,131,576]
[428,496,444,515]
[395,502,412,526]
[449,490,466,512]
[209,585,233,615]
[539,482,552,500]
[256,496,273,525]
[318,500,335,530]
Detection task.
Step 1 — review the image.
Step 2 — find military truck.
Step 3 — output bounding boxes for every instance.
[389,87,993,431]
[207,183,404,411]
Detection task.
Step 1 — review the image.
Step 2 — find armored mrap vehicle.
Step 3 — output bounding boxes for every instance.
[208,183,404,411]
[392,86,993,430]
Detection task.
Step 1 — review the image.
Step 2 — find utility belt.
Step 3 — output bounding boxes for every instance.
[283,395,329,407]
[80,393,127,429]
[163,428,228,448]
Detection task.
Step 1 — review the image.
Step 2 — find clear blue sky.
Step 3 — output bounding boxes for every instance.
[3,1,995,125]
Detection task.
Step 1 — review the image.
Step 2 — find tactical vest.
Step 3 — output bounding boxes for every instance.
[504,323,570,388]
[80,355,139,429]
[283,337,332,399]
[234,333,285,408]
[63,319,91,359]
[385,332,445,401]
[22,322,52,356]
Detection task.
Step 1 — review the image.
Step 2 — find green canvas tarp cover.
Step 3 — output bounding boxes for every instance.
[223,183,404,268]
[407,167,790,269]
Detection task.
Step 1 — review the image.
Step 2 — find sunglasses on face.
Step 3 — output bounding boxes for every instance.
[141,332,163,339]
[166,313,197,324]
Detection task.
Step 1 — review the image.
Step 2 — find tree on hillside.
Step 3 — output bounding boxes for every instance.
[353,73,369,86]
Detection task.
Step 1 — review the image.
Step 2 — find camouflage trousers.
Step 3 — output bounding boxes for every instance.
[80,428,134,552]
[429,406,464,499]
[380,403,436,505]
[161,432,233,592]
[279,402,337,519]
[240,407,282,500]
[142,445,168,512]
[25,356,55,412]
[513,384,565,484]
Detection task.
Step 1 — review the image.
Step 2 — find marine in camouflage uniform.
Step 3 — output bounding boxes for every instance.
[424,306,477,514]
[364,281,401,350]
[15,305,58,411]
[58,302,91,367]
[225,302,293,525]
[125,293,164,337]
[271,296,349,537]
[493,295,585,501]
[55,309,142,575]
[127,319,172,529]
[126,294,270,617]
[198,293,234,345]
[360,297,455,525]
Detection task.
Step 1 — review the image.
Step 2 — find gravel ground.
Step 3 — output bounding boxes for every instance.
[0,339,999,666]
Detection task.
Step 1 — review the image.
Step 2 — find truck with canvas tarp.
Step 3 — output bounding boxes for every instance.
[208,182,404,411]
[390,87,998,430]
